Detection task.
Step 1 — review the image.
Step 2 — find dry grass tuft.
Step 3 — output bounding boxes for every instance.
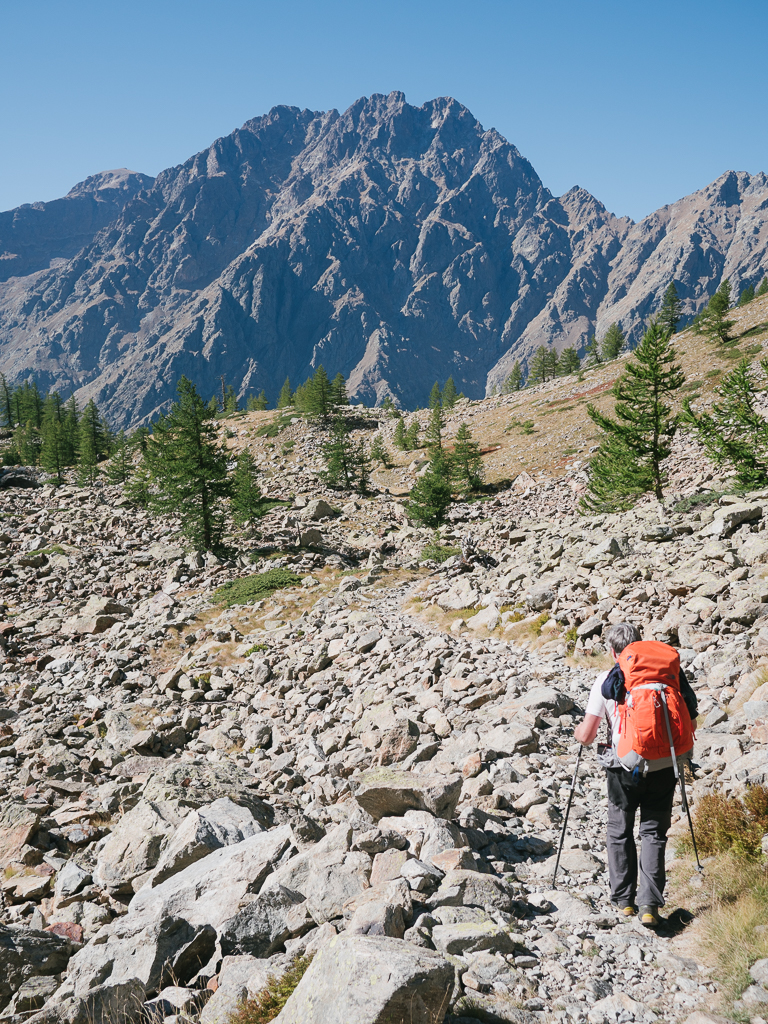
[677,785,768,858]
[227,955,313,1024]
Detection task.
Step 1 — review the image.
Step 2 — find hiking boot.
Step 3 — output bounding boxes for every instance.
[640,905,661,928]
[612,902,637,917]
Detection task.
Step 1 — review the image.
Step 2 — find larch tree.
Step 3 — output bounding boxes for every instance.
[601,323,625,360]
[144,377,231,550]
[442,377,458,409]
[582,322,685,511]
[657,282,683,336]
[451,422,483,494]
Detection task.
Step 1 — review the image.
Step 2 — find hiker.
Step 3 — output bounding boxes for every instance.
[574,623,698,927]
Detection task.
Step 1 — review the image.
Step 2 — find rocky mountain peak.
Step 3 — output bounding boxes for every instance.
[0,94,766,426]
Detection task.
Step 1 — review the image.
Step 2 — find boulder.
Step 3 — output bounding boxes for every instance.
[427,869,514,912]
[299,499,336,520]
[0,925,73,1014]
[219,885,313,956]
[0,802,40,870]
[63,825,294,1000]
[94,799,188,894]
[272,934,453,1024]
[481,723,539,758]
[150,798,262,886]
[354,769,463,821]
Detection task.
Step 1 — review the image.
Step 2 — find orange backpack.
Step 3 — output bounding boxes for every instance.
[615,641,693,771]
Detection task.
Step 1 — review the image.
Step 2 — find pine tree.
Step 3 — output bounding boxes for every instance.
[757,276,768,298]
[428,381,442,409]
[425,405,443,452]
[738,283,755,306]
[657,282,683,336]
[370,433,391,467]
[126,462,153,508]
[247,390,268,411]
[585,334,602,366]
[502,362,524,392]
[404,420,420,450]
[105,430,132,485]
[40,393,65,483]
[322,416,356,488]
[393,418,407,450]
[277,377,293,409]
[557,347,581,376]
[354,439,371,494]
[77,400,108,486]
[528,346,550,385]
[207,395,220,417]
[16,420,41,466]
[451,422,483,494]
[144,377,231,550]
[442,377,458,409]
[330,373,347,409]
[61,396,79,466]
[696,280,735,345]
[231,449,264,525]
[223,385,238,414]
[307,365,332,423]
[406,448,453,528]
[682,358,768,488]
[602,323,625,360]
[0,374,13,428]
[582,322,685,511]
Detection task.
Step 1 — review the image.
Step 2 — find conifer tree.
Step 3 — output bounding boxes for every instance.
[307,365,332,423]
[330,373,347,409]
[451,422,483,494]
[144,377,231,550]
[105,430,132,485]
[393,418,407,450]
[602,323,625,360]
[757,276,768,298]
[247,390,268,411]
[16,421,41,466]
[61,396,79,466]
[502,363,524,392]
[354,439,371,494]
[657,281,683,336]
[425,405,443,452]
[682,358,768,488]
[582,322,685,510]
[0,374,12,428]
[231,449,265,525]
[126,462,153,508]
[442,377,458,409]
[404,420,420,450]
[406,448,453,528]
[223,385,238,414]
[738,283,755,306]
[370,433,391,467]
[557,347,581,376]
[207,395,220,417]
[428,381,442,409]
[322,416,356,488]
[77,400,108,485]
[40,393,65,483]
[696,280,735,344]
[528,346,551,385]
[277,377,293,409]
[585,334,602,366]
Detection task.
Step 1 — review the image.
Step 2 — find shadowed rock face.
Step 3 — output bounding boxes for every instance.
[0,92,766,426]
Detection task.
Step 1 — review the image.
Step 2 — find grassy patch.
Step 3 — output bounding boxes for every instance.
[228,955,313,1024]
[213,569,303,608]
[255,416,293,438]
[738,321,768,339]
[742,343,764,356]
[28,545,66,558]
[705,369,722,378]
[677,785,768,858]
[672,490,729,514]
[242,643,269,656]
[670,854,768,1011]
[421,540,460,563]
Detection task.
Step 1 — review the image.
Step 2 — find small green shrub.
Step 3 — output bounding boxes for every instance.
[243,643,269,656]
[28,545,66,558]
[705,369,722,378]
[213,569,302,607]
[421,540,460,563]
[227,955,313,1024]
[678,785,768,858]
[256,417,292,438]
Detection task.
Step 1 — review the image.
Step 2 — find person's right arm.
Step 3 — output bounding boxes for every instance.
[574,713,601,745]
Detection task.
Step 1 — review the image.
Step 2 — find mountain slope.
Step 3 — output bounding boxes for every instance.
[0,93,766,426]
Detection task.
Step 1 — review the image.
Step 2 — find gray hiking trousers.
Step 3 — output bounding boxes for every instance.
[605,766,676,908]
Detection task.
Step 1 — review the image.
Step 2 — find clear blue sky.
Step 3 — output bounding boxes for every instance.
[2,0,767,221]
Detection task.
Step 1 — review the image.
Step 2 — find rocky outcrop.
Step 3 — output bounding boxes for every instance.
[0,94,765,425]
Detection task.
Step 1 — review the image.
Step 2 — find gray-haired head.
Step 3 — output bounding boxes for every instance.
[604,622,640,654]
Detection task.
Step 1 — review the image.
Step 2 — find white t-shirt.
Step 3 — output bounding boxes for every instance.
[585,670,620,745]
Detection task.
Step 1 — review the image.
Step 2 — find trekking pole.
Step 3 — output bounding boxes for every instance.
[552,743,583,888]
[658,689,703,874]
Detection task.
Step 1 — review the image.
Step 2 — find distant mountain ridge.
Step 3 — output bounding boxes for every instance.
[0,92,766,427]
